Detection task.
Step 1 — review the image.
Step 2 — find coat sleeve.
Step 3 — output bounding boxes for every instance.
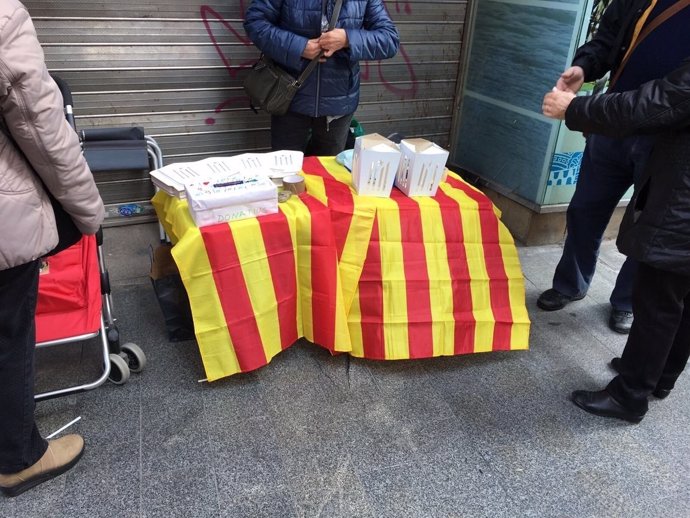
[571,0,631,82]
[345,0,399,62]
[0,6,104,234]
[565,58,690,138]
[243,0,309,70]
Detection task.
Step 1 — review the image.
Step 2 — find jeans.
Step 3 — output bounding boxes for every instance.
[271,111,353,156]
[0,260,48,473]
[607,262,690,413]
[552,134,655,312]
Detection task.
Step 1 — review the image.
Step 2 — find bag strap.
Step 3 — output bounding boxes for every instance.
[295,0,344,86]
[609,0,690,89]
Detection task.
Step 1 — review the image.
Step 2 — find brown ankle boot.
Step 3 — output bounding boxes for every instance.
[0,434,84,497]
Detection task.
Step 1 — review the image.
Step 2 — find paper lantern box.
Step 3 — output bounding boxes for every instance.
[351,133,402,197]
[184,173,278,227]
[394,138,450,196]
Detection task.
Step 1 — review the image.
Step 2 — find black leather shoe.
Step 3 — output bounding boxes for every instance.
[609,310,633,334]
[609,357,671,399]
[537,289,585,311]
[571,389,645,423]
[653,388,671,399]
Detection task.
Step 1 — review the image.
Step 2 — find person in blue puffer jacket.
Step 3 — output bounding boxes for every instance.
[244,0,399,155]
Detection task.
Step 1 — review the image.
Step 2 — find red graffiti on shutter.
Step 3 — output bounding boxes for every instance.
[391,0,412,15]
[200,4,255,124]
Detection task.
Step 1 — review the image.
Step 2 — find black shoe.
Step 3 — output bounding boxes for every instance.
[609,310,633,334]
[653,388,671,399]
[537,289,585,311]
[609,357,671,399]
[571,389,645,423]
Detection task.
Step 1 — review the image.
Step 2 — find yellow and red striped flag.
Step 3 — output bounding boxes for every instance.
[153,191,351,381]
[302,157,530,360]
[153,155,529,380]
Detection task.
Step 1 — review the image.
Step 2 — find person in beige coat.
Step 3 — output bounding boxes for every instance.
[0,1,105,497]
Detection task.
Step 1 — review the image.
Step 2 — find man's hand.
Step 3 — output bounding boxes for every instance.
[542,89,576,120]
[302,39,323,60]
[318,29,348,57]
[556,66,585,94]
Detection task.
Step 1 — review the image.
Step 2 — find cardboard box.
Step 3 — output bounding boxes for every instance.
[184,173,278,227]
[351,134,401,197]
[394,138,449,196]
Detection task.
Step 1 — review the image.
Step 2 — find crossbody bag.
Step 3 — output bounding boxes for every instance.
[243,0,343,116]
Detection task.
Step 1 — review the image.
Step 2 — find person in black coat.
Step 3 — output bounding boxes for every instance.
[542,57,690,423]
[537,0,690,335]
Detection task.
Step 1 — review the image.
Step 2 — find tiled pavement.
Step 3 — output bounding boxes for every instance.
[2,223,688,518]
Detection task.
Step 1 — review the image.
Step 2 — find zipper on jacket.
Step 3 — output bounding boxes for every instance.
[315,0,333,118]
[315,63,321,118]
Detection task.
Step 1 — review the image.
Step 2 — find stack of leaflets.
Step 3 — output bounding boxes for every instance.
[150,151,303,199]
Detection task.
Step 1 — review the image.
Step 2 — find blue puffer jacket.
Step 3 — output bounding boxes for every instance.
[244,0,399,117]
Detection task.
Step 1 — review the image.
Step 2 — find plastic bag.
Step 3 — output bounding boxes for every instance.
[150,244,195,342]
[335,149,353,171]
[345,118,365,150]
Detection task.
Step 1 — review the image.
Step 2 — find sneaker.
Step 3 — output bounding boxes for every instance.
[536,288,585,311]
[0,434,84,497]
[609,310,633,334]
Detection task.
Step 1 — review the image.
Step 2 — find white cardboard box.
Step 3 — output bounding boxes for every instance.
[351,134,401,197]
[184,173,278,228]
[394,138,449,196]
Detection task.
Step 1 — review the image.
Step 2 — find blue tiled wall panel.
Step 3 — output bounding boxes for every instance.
[455,96,554,202]
[466,2,577,114]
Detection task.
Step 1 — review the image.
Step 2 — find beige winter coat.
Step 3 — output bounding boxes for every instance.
[0,1,104,271]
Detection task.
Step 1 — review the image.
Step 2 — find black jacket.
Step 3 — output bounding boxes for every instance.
[564,58,690,276]
[572,0,651,81]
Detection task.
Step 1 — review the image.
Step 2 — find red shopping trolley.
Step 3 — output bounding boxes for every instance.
[34,230,146,401]
[33,75,150,401]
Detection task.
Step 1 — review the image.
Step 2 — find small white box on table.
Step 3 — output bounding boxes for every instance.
[351,133,401,197]
[184,173,278,228]
[394,139,449,197]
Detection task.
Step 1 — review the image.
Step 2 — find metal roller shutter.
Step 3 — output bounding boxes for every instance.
[24,0,468,222]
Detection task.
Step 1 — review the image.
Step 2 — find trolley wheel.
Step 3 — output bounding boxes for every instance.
[108,353,130,385]
[120,342,146,374]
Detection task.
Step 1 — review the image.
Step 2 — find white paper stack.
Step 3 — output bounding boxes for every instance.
[351,134,401,197]
[149,151,304,199]
[150,162,212,199]
[184,173,278,227]
[394,139,449,197]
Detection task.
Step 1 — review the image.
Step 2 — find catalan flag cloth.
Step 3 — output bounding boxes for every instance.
[302,157,530,359]
[153,190,352,381]
[152,157,530,381]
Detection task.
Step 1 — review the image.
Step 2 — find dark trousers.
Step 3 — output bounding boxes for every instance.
[0,260,48,473]
[607,262,690,413]
[271,111,353,156]
[553,134,655,312]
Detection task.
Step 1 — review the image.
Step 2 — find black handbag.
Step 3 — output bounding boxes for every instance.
[243,55,314,116]
[243,0,343,115]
